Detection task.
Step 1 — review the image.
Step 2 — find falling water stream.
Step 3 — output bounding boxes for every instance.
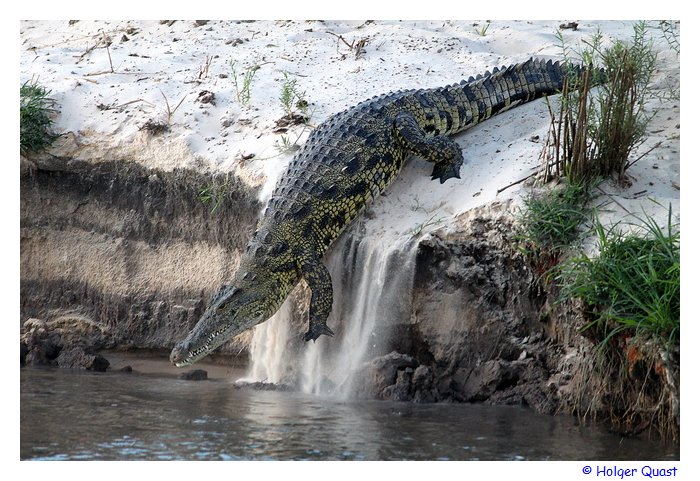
[242,233,417,398]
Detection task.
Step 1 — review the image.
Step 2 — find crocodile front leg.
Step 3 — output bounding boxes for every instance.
[300,254,336,342]
[394,112,464,183]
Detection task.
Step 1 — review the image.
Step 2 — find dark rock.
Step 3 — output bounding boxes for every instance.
[371,351,418,386]
[91,354,110,372]
[559,21,579,30]
[380,369,413,401]
[25,348,57,366]
[20,342,29,366]
[55,347,110,371]
[413,365,432,387]
[119,365,133,373]
[412,365,437,403]
[180,369,208,381]
[354,351,418,399]
[38,339,62,360]
[486,360,561,414]
[21,315,114,357]
[24,334,62,366]
[452,367,471,392]
[460,360,521,401]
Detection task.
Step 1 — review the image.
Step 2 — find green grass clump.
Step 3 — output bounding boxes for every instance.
[517,180,591,259]
[20,81,57,153]
[558,207,679,348]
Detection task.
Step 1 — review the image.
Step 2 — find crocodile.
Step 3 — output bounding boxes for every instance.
[170,58,579,367]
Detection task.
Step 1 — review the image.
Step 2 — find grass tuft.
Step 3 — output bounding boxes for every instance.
[557,206,679,348]
[272,72,311,156]
[657,20,680,56]
[407,213,444,238]
[517,180,591,261]
[20,80,57,153]
[474,22,490,37]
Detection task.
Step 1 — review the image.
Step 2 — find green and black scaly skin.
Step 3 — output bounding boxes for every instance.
[170,58,574,367]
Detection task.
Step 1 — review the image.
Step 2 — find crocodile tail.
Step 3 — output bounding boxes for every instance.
[445,58,591,134]
[566,62,607,89]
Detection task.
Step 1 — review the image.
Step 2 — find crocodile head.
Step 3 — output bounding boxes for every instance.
[170,280,269,367]
[170,256,293,367]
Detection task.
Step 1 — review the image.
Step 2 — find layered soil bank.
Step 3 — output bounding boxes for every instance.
[21,144,261,362]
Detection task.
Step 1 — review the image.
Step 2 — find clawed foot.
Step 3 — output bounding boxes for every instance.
[431,162,462,183]
[303,323,335,342]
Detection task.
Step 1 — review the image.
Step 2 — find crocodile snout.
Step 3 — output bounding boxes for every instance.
[169,341,191,366]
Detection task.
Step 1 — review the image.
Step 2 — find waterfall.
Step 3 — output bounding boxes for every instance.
[241,233,417,399]
[237,299,292,385]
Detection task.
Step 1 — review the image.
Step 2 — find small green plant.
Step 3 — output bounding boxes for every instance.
[474,22,490,37]
[517,180,592,259]
[279,71,308,117]
[198,174,232,214]
[658,20,680,56]
[20,80,57,153]
[274,134,301,155]
[407,213,444,238]
[557,206,679,348]
[229,59,262,107]
[542,22,657,184]
[140,89,187,135]
[272,73,311,156]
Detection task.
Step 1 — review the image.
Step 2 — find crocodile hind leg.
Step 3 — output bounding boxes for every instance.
[300,254,336,342]
[394,112,464,183]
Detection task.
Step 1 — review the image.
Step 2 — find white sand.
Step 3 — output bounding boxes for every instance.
[20,19,680,244]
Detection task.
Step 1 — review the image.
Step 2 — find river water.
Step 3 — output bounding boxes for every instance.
[20,364,679,461]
